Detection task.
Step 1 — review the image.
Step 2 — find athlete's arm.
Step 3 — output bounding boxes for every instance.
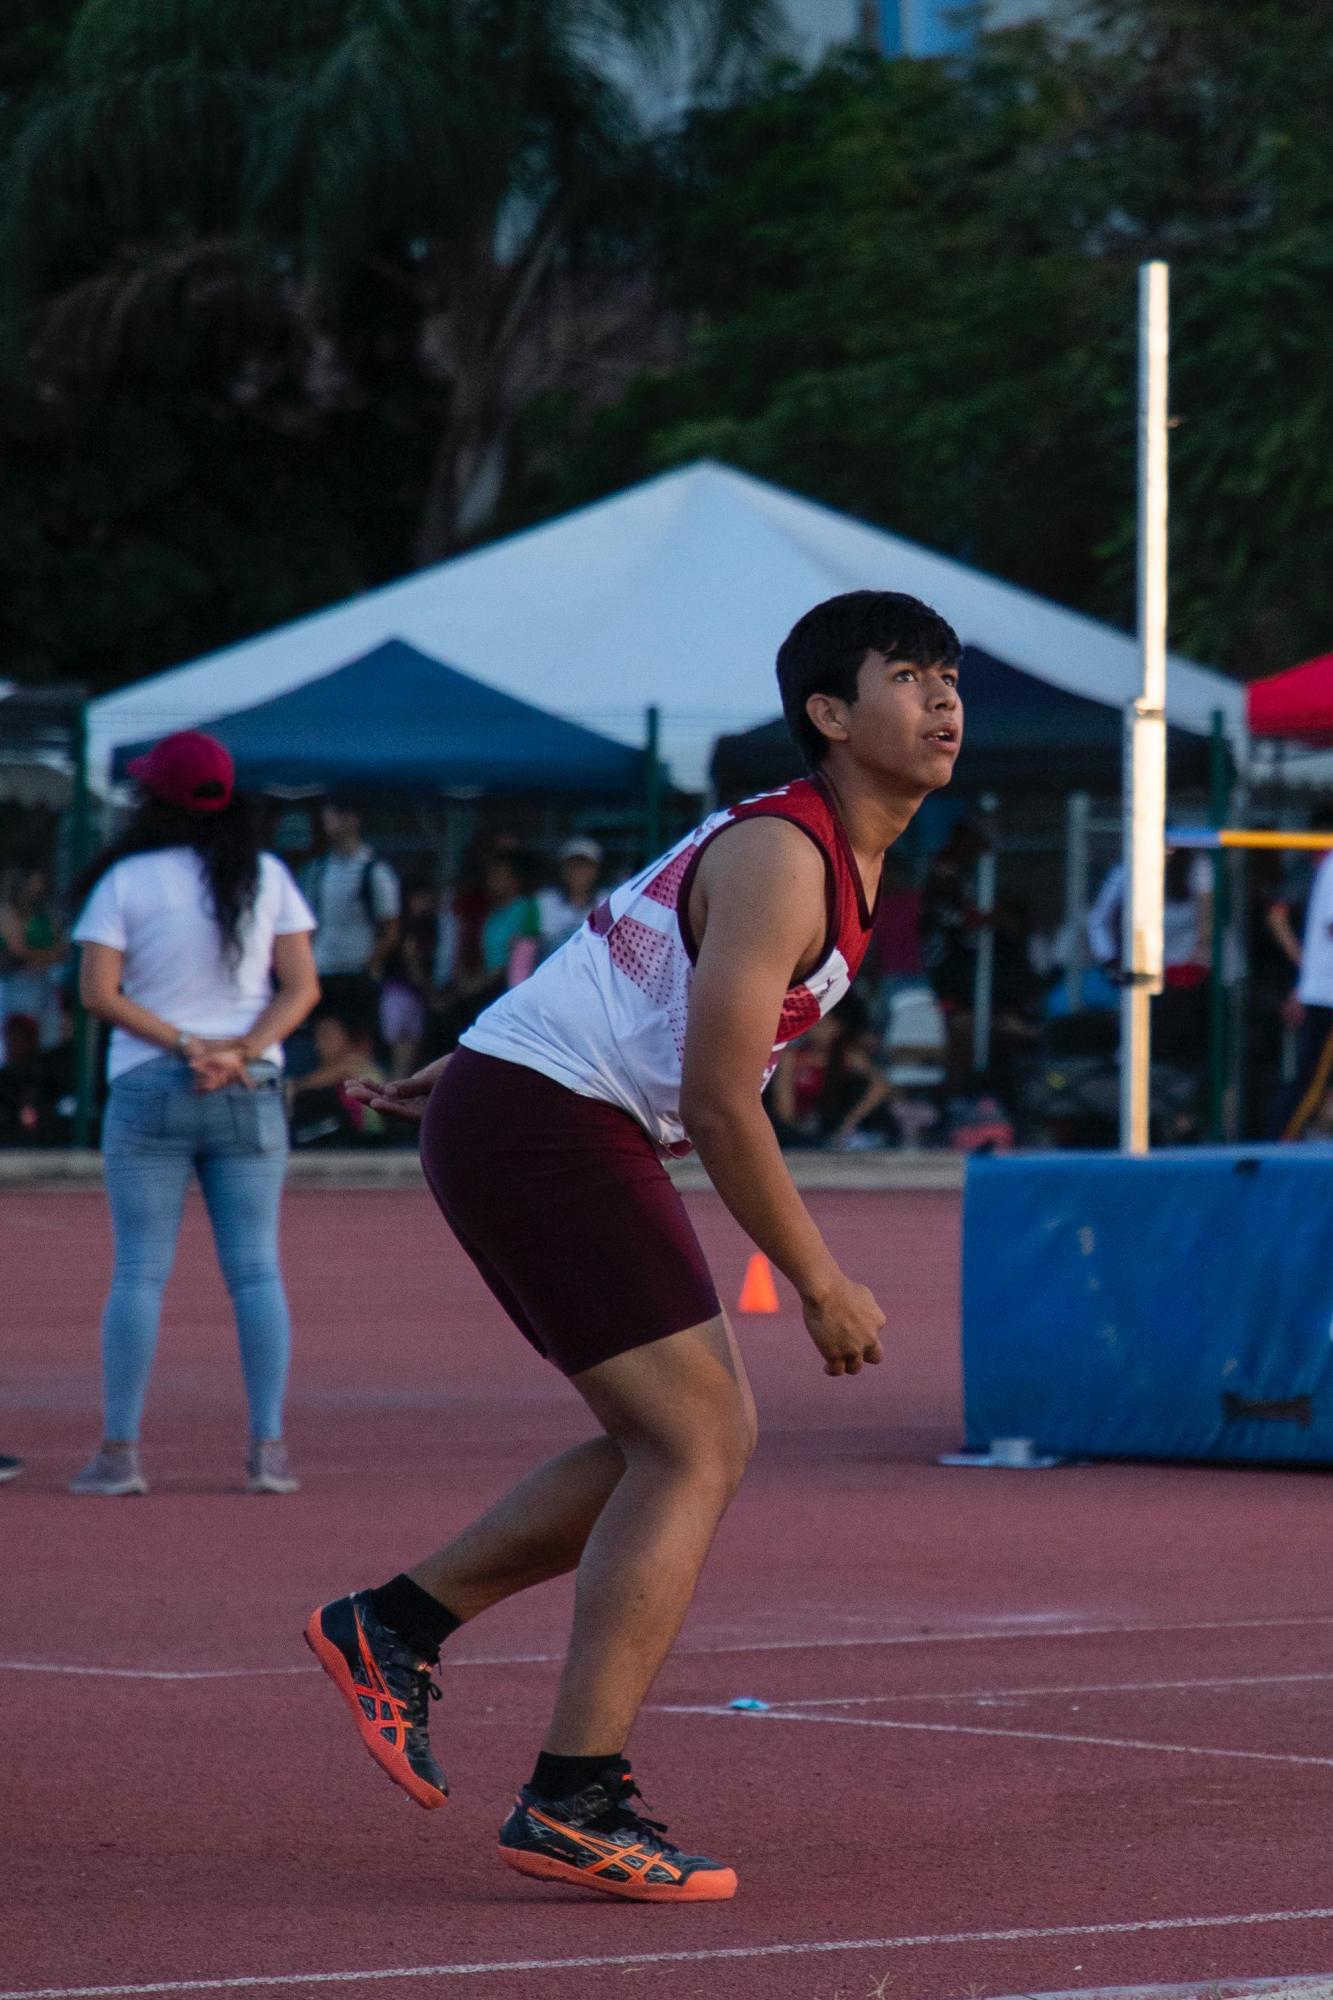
[680,820,885,1377]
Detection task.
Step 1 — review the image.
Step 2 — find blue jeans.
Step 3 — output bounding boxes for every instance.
[100,1057,292,1442]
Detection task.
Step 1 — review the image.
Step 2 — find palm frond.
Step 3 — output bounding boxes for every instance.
[66,0,355,84]
[28,232,270,386]
[8,63,272,300]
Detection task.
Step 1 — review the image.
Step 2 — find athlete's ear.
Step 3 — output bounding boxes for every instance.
[804,692,852,749]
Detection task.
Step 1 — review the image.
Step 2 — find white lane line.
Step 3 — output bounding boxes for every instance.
[4,1907,1333,2000]
[658,1704,1333,1770]
[5,1611,1333,1683]
[774,1671,1333,1709]
[984,1981,1333,2000]
[0,1664,314,1682]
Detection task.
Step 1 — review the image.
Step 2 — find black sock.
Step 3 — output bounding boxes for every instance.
[529,1750,627,1803]
[368,1574,461,1661]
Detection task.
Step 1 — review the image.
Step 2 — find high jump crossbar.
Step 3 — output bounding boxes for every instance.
[1166,829,1333,852]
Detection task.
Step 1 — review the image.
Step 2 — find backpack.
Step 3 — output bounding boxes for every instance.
[309,850,383,931]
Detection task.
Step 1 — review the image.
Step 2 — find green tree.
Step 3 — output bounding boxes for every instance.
[514,0,1333,675]
[6,0,779,568]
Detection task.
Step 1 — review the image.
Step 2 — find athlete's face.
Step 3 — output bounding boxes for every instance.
[822,649,962,793]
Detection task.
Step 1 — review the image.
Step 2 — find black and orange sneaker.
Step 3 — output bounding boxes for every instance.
[498,1770,737,1903]
[304,1591,447,1809]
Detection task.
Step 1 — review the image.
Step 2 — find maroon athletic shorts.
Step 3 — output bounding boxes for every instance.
[419,1048,721,1376]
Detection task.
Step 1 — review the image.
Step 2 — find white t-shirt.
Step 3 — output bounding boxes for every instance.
[1086,856,1212,968]
[535,887,594,958]
[73,849,315,1080]
[1298,853,1333,1006]
[306,847,400,975]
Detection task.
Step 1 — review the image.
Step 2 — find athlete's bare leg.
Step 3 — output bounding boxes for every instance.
[401,1313,755,1756]
[546,1312,757,1754]
[408,1437,626,1619]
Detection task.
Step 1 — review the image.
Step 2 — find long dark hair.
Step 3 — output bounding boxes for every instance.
[73,793,262,962]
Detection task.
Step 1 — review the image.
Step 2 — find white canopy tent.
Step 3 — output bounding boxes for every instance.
[88,461,1243,794]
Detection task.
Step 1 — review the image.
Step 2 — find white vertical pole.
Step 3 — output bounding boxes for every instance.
[1119,260,1170,1154]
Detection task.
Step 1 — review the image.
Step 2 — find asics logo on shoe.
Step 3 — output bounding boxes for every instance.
[526,1806,684,1885]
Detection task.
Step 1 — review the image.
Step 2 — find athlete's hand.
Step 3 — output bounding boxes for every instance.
[345,1055,450,1123]
[802,1273,885,1377]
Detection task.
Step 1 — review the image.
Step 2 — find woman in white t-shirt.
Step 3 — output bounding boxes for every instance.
[70,731,320,1498]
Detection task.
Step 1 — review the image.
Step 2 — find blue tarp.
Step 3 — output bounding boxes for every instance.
[962,1150,1333,1466]
[112,640,646,797]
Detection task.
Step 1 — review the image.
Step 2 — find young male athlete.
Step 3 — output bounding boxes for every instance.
[306,590,963,1903]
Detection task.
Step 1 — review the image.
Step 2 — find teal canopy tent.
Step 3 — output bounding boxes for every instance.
[112,640,645,797]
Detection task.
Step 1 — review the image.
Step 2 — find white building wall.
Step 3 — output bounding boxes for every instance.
[778,0,871,63]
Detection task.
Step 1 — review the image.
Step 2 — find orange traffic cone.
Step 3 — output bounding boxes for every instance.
[738,1253,779,1314]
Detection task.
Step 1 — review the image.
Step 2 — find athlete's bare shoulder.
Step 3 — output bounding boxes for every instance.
[689,815,827,974]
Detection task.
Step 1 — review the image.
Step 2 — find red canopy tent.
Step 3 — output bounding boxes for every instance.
[1247,651,1333,746]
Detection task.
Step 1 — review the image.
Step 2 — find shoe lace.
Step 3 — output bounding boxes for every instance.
[402,1661,442,1732]
[605,1774,668,1841]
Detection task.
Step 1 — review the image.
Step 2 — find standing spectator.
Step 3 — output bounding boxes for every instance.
[536,838,602,960]
[1087,850,1213,989]
[481,848,543,988]
[69,731,320,1497]
[920,821,985,1090]
[1088,849,1212,1065]
[1272,821,1333,1140]
[304,798,400,1023]
[0,865,68,1060]
[379,878,439,1077]
[867,852,923,1011]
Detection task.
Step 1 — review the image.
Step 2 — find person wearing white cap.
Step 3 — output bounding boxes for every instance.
[535,839,603,961]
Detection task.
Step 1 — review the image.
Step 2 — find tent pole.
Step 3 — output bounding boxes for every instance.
[1120,261,1169,1156]
[1206,708,1231,1140]
[1064,790,1090,1013]
[643,705,662,861]
[70,699,99,1150]
[971,795,998,1075]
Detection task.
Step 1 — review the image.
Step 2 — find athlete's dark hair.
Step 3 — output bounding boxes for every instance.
[776,591,961,770]
[73,792,262,964]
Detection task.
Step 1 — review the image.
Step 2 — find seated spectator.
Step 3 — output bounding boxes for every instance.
[882,983,948,1147]
[537,839,602,960]
[0,1011,72,1146]
[769,993,892,1150]
[287,1008,388,1147]
[0,866,68,1060]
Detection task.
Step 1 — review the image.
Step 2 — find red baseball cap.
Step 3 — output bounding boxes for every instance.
[127,730,235,812]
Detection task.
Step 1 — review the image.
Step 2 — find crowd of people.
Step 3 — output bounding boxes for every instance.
[768,814,1333,1153]
[5,792,1333,1155]
[0,797,610,1149]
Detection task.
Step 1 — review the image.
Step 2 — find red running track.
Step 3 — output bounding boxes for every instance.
[4,1184,1333,2000]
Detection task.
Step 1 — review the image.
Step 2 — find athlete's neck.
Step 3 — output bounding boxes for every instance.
[815,763,924,875]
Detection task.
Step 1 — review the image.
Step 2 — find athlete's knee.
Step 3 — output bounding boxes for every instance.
[641,1395,754,1500]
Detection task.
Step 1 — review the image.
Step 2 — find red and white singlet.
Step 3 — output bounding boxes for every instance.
[461,776,879,1155]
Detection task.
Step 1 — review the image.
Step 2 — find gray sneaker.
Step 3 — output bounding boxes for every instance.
[70,1444,148,1497]
[247,1439,299,1495]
